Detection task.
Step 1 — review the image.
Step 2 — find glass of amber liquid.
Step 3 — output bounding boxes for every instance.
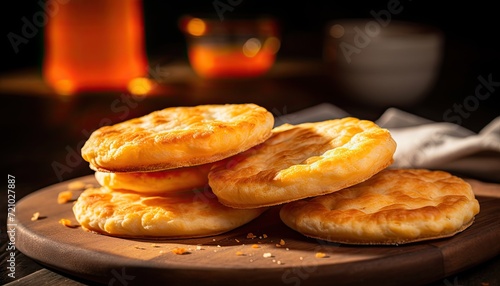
[43,0,148,95]
[179,16,281,79]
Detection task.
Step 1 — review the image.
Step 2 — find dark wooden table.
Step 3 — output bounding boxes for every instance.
[1,58,499,286]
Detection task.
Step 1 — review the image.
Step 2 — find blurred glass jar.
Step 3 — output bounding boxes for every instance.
[179,16,280,79]
[42,0,148,95]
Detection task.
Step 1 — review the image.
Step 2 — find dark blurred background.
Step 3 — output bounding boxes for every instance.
[3,1,500,76]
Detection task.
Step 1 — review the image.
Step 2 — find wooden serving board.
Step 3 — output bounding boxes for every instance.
[15,175,500,286]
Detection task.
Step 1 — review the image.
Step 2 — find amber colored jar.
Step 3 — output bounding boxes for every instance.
[180,16,280,79]
[43,0,148,95]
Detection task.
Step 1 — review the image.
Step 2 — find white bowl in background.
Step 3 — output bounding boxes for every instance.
[324,19,444,107]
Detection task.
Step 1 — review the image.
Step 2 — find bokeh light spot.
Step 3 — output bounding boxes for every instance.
[186,18,206,36]
[242,38,262,57]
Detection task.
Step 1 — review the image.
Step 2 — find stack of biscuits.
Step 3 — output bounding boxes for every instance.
[75,103,480,244]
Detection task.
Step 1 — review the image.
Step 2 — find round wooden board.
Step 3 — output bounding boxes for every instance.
[14,175,500,286]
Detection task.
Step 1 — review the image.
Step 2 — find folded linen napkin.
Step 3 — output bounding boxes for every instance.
[376,108,500,183]
[277,103,500,182]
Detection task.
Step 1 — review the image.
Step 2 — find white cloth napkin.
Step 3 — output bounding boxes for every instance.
[277,103,500,182]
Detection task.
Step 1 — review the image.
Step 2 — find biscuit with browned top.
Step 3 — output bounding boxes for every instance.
[279,169,480,245]
[94,162,213,194]
[73,186,267,238]
[81,104,274,172]
[208,117,396,208]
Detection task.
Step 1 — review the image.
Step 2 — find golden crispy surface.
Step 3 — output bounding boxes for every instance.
[95,163,213,194]
[81,104,274,172]
[73,187,267,238]
[208,117,396,208]
[280,169,480,245]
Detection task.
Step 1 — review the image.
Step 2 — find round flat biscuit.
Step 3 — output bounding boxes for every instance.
[94,163,213,194]
[208,117,396,208]
[279,169,480,245]
[81,104,274,172]
[73,186,267,238]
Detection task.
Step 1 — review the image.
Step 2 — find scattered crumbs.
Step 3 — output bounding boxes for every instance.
[235,251,245,256]
[58,218,79,228]
[31,212,40,221]
[57,191,73,204]
[134,246,146,250]
[68,181,86,190]
[263,234,268,238]
[275,239,285,247]
[277,261,283,265]
[217,245,221,248]
[272,259,276,263]
[299,257,303,260]
[315,252,327,258]
[159,250,166,254]
[263,252,272,258]
[213,250,217,253]
[285,248,290,251]
[259,236,262,239]
[212,238,216,241]
[235,239,240,243]
[251,244,260,249]
[172,247,189,255]
[59,218,70,226]
[151,244,160,248]
[196,245,203,251]
[246,232,256,239]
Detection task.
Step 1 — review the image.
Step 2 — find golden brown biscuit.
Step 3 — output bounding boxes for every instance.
[73,186,267,238]
[280,169,480,245]
[94,163,213,194]
[208,117,396,208]
[81,104,274,172]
